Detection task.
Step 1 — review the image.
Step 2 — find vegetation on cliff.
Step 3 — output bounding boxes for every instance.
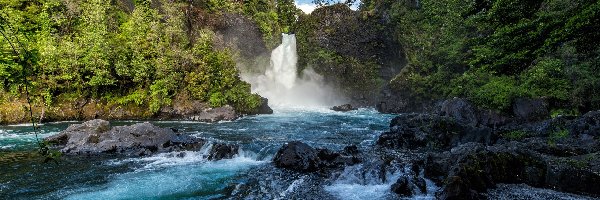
[0,0,298,124]
[294,0,598,115]
[294,4,401,105]
[361,0,599,113]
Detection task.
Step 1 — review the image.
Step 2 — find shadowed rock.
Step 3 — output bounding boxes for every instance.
[377,113,494,150]
[273,141,321,172]
[391,175,427,197]
[189,105,238,123]
[273,141,361,172]
[207,143,239,160]
[44,119,235,159]
[331,104,357,112]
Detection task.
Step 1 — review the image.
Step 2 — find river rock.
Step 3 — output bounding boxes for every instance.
[331,104,357,112]
[273,141,361,172]
[391,175,427,197]
[256,97,274,114]
[571,110,600,136]
[376,113,494,150]
[426,139,600,199]
[207,143,239,160]
[45,119,206,156]
[189,105,238,123]
[438,98,479,127]
[273,141,321,172]
[512,98,549,122]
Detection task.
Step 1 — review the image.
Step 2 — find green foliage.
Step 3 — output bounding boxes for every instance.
[472,76,522,111]
[39,140,62,163]
[209,92,227,107]
[548,128,569,145]
[550,108,579,118]
[370,0,600,112]
[0,0,270,115]
[294,5,383,98]
[502,130,528,140]
[243,0,300,48]
[205,0,237,12]
[115,89,148,106]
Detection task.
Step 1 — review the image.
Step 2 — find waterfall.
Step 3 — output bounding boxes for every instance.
[266,34,298,90]
[242,34,343,108]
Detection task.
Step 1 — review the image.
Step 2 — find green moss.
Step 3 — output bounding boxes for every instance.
[502,130,528,140]
[565,158,588,169]
[550,108,580,118]
[548,129,570,145]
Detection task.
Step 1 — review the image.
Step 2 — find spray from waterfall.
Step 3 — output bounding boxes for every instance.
[241,34,344,108]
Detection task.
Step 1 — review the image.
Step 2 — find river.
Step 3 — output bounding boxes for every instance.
[1,107,430,199]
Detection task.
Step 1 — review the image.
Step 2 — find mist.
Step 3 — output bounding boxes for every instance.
[241,34,345,108]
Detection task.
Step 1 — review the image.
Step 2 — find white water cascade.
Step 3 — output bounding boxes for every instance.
[242,34,343,108]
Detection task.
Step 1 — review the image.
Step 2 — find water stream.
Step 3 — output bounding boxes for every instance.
[1,108,400,199]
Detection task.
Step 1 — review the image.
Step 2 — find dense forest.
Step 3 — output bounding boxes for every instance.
[0,0,298,123]
[295,0,599,115]
[1,0,599,124]
[379,0,600,114]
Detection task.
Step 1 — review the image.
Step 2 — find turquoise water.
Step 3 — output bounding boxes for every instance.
[0,107,398,199]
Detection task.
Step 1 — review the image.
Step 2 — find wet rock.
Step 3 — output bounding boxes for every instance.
[331,104,357,112]
[45,119,206,156]
[391,175,427,197]
[273,141,321,172]
[317,147,361,168]
[189,105,238,123]
[426,140,600,199]
[207,143,239,160]
[571,110,600,136]
[437,98,510,127]
[343,145,360,155]
[512,98,549,122]
[273,142,361,172]
[438,98,478,127]
[391,176,411,196]
[376,113,494,150]
[438,176,481,200]
[253,97,274,115]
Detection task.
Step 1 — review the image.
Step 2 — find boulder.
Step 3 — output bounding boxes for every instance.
[571,110,600,136]
[391,175,427,197]
[45,119,207,156]
[189,105,238,123]
[207,143,239,160]
[437,98,510,127]
[273,141,321,172]
[255,97,274,114]
[273,141,361,172]
[426,140,600,199]
[438,98,478,127]
[316,147,361,168]
[244,97,273,115]
[331,104,357,112]
[376,113,494,150]
[512,98,549,122]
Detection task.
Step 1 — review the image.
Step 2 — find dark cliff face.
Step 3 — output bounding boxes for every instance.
[295,4,406,107]
[213,13,269,60]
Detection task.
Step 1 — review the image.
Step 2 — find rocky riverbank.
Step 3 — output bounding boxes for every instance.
[270,98,600,199]
[380,98,600,199]
[0,97,273,125]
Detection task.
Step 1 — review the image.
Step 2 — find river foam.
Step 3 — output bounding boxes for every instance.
[241,34,345,108]
[324,163,439,200]
[67,144,264,199]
